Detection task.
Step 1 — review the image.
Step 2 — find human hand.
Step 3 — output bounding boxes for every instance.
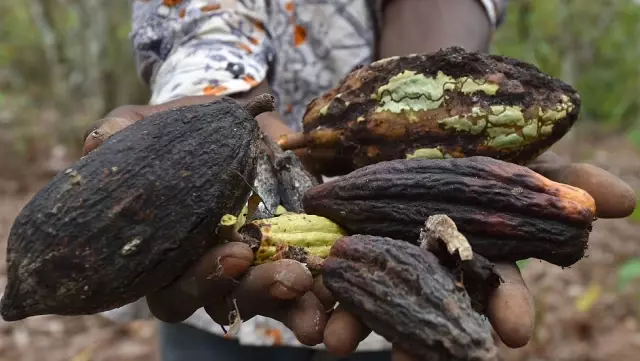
[82,98,331,345]
[317,150,637,359]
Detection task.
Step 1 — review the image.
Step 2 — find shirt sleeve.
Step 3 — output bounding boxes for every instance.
[130,0,275,105]
[99,0,275,325]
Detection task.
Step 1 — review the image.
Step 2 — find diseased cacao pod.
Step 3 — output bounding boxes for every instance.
[223,212,346,267]
[0,95,275,321]
[279,46,581,177]
[322,234,499,361]
[303,156,597,267]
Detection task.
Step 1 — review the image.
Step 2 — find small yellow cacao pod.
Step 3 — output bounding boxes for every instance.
[239,213,347,265]
[218,212,346,268]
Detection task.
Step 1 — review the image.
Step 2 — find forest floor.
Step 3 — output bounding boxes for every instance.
[0,126,639,361]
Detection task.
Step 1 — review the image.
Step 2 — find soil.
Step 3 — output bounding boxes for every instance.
[0,128,638,361]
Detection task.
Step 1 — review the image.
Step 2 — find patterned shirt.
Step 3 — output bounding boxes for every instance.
[104,0,508,352]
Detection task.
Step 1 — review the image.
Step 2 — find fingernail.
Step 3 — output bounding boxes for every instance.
[215,256,252,278]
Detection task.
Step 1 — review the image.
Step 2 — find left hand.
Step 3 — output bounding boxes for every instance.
[318,150,637,360]
[83,101,329,346]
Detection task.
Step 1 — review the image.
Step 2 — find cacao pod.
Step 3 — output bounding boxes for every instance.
[0,95,275,321]
[278,46,581,177]
[232,212,346,266]
[322,234,499,361]
[302,156,597,267]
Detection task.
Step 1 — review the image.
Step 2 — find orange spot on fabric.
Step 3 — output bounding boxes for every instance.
[237,43,253,54]
[179,8,186,18]
[286,104,293,113]
[285,2,294,13]
[265,328,284,345]
[253,21,265,33]
[243,75,259,87]
[294,25,306,47]
[201,4,221,12]
[248,36,259,45]
[163,0,182,7]
[203,85,228,96]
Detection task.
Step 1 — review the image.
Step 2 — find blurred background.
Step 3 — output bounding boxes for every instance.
[1,0,640,360]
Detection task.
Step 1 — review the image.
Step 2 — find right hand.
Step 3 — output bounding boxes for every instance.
[82,98,332,346]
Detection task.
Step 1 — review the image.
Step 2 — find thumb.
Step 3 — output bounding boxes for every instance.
[82,105,156,156]
[82,117,137,155]
[391,346,418,361]
[82,95,227,156]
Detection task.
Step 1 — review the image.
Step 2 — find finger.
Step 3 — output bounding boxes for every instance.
[231,259,314,317]
[82,95,229,156]
[529,151,636,219]
[555,163,636,218]
[82,117,137,155]
[205,280,326,341]
[81,103,161,155]
[324,305,371,356]
[487,262,534,348]
[392,346,417,361]
[146,242,254,323]
[311,274,336,310]
[526,150,568,178]
[270,291,327,346]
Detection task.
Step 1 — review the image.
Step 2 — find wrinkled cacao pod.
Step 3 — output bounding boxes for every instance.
[279,46,581,177]
[0,95,275,321]
[322,234,499,361]
[303,156,596,267]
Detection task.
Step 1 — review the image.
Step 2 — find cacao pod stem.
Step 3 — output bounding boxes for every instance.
[421,214,474,261]
[218,215,252,245]
[243,93,276,118]
[420,214,502,315]
[277,132,307,150]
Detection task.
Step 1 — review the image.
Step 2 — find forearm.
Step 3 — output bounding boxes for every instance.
[379,0,500,58]
[140,82,295,142]
[128,0,294,142]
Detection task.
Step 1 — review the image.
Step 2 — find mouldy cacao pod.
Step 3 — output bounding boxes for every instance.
[322,234,499,361]
[278,46,581,177]
[220,212,346,267]
[303,156,597,267]
[0,95,276,322]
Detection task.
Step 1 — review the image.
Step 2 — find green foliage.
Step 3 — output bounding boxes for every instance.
[0,1,149,175]
[628,196,640,223]
[0,3,46,83]
[516,259,531,270]
[617,258,640,291]
[492,0,640,131]
[628,126,640,150]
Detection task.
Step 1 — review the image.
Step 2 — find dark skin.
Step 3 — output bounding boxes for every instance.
[82,0,637,359]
